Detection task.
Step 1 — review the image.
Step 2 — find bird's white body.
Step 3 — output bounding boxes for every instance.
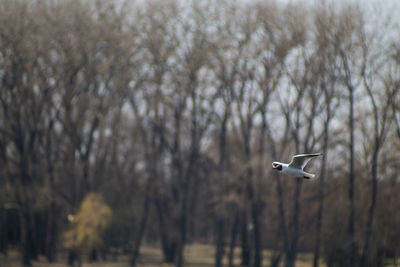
[275,163,315,179]
[272,153,321,179]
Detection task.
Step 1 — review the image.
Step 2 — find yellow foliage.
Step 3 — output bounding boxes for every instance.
[64,192,113,252]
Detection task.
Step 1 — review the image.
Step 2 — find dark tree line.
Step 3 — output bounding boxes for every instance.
[1,1,400,267]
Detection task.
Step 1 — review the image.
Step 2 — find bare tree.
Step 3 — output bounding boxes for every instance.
[358,30,399,266]
[311,6,342,267]
[0,2,57,264]
[336,6,365,266]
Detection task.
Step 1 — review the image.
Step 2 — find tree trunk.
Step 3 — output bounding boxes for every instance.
[342,50,356,267]
[348,85,356,267]
[241,211,250,266]
[215,217,225,267]
[177,92,198,267]
[250,194,262,267]
[270,251,282,267]
[359,147,379,267]
[68,250,76,266]
[251,110,267,267]
[228,212,239,267]
[80,116,100,198]
[0,206,7,255]
[155,197,177,264]
[45,119,57,262]
[266,123,289,260]
[176,186,188,267]
[313,182,324,267]
[130,181,151,266]
[166,243,178,263]
[285,178,302,267]
[215,108,229,267]
[21,203,35,266]
[188,180,199,241]
[46,201,57,262]
[89,249,98,262]
[313,118,330,267]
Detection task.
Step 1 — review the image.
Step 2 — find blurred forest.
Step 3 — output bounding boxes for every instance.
[0,0,400,267]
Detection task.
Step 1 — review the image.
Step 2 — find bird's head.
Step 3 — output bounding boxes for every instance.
[272,162,282,171]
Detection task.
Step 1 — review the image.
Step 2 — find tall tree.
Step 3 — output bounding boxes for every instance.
[336,6,364,266]
[358,32,399,267]
[312,6,341,266]
[0,2,56,263]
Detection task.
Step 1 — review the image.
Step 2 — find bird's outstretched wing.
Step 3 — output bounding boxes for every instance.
[288,153,321,169]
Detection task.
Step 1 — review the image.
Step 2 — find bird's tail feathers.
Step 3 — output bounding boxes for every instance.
[303,173,316,179]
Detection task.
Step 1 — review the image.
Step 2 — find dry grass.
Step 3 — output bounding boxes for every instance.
[0,244,398,267]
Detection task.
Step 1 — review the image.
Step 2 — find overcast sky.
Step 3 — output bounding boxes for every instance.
[250,0,400,40]
[256,0,399,19]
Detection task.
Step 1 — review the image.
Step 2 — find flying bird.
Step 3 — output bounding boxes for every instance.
[272,153,322,179]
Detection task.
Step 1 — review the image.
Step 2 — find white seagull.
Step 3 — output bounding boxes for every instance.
[272,153,322,179]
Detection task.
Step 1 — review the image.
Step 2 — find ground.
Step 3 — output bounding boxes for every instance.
[1,244,395,267]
